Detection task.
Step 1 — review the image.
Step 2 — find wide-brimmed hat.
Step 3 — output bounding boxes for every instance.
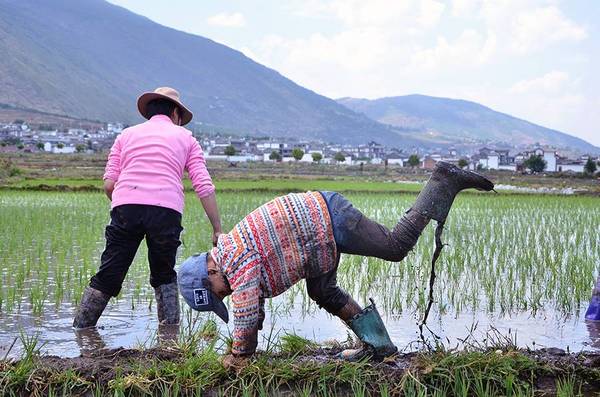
[137,87,193,126]
[177,253,229,323]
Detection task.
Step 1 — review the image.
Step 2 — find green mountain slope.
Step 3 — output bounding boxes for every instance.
[338,95,599,153]
[0,0,396,144]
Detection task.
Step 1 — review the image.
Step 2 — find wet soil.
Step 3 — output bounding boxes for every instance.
[3,346,600,396]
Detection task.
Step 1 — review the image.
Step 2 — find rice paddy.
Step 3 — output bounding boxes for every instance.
[0,189,599,357]
[1,187,599,395]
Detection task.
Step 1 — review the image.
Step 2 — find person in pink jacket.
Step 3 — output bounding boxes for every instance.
[73,87,222,329]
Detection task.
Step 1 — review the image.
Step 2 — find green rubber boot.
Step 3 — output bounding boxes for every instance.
[339,299,398,361]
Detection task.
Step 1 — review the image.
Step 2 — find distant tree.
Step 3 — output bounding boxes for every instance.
[408,154,420,168]
[3,137,21,145]
[16,144,24,150]
[13,119,24,125]
[334,152,346,163]
[56,143,65,149]
[458,158,469,169]
[523,154,546,173]
[311,152,323,163]
[292,148,304,161]
[584,158,597,174]
[76,144,86,153]
[36,142,44,150]
[1,141,7,147]
[269,151,281,161]
[224,145,236,157]
[87,139,93,150]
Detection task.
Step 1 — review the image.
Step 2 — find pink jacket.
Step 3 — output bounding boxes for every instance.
[103,115,215,214]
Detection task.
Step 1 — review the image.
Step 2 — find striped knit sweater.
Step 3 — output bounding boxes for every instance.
[211,191,338,355]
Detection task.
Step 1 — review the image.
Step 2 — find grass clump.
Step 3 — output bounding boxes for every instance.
[279,333,319,356]
[2,338,600,396]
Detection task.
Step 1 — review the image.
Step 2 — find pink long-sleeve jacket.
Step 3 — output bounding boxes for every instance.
[103,114,215,214]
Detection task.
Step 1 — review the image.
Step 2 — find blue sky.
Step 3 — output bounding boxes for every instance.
[107,0,599,146]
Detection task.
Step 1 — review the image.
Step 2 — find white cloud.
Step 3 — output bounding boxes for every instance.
[206,12,246,28]
[410,29,495,70]
[293,0,445,31]
[510,71,572,95]
[451,0,480,17]
[510,6,587,53]
[245,1,594,144]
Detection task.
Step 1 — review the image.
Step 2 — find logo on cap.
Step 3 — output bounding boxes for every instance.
[194,288,209,306]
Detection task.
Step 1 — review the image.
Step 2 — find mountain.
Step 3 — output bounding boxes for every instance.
[0,0,397,144]
[337,95,599,153]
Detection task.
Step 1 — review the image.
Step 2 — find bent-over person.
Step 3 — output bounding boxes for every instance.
[178,162,494,369]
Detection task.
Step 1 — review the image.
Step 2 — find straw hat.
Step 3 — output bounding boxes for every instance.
[137,87,193,126]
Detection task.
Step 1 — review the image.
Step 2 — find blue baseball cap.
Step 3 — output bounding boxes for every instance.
[177,253,229,323]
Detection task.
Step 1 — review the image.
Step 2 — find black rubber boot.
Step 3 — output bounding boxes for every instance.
[72,287,111,329]
[410,161,494,222]
[339,299,398,362]
[154,282,180,325]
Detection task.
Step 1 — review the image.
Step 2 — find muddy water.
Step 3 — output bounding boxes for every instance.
[1,297,598,359]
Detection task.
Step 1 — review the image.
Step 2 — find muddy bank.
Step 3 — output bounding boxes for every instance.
[2,345,600,396]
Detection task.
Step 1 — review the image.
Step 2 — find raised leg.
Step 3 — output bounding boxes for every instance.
[324,192,429,262]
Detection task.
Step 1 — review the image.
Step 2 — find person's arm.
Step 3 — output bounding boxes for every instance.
[103,135,122,201]
[186,137,222,240]
[104,179,115,201]
[229,264,261,357]
[199,193,222,246]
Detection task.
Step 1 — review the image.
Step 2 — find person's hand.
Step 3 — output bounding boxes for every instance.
[222,354,249,372]
[212,231,222,247]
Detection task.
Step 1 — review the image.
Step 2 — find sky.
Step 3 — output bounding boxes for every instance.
[107,0,599,146]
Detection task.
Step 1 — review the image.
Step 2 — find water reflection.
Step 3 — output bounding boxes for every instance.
[74,328,107,356]
[2,300,600,359]
[73,323,179,356]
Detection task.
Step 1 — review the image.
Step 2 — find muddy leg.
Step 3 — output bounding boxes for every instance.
[324,191,429,262]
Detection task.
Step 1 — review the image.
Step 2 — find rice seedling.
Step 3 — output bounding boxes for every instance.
[0,189,598,354]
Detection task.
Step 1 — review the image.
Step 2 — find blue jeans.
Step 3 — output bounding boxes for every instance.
[306,191,422,314]
[319,191,421,261]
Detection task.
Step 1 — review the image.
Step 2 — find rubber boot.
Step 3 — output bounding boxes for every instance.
[339,299,397,361]
[155,281,180,325]
[585,276,600,321]
[72,287,111,329]
[410,161,494,222]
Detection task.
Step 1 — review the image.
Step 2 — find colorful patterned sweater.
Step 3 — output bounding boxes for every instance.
[211,191,338,355]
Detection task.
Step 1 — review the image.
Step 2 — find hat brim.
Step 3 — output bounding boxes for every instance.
[210,291,230,323]
[177,253,230,324]
[137,92,193,126]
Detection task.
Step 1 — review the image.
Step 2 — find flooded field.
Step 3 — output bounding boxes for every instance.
[0,191,599,358]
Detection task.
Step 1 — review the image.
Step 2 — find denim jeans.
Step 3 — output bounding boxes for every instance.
[305,191,423,314]
[319,191,421,261]
[90,204,183,297]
